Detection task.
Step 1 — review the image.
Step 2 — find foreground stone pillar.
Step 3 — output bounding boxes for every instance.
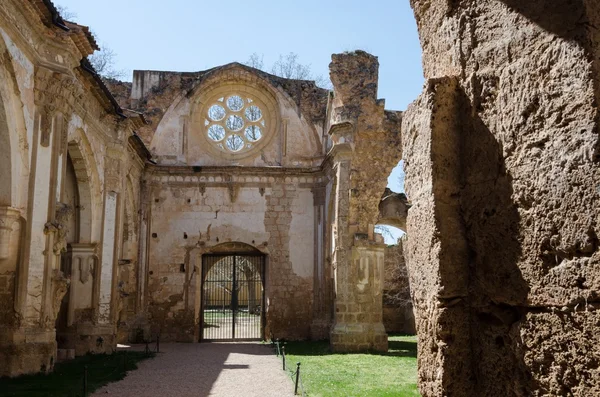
[402,78,472,396]
[405,1,600,395]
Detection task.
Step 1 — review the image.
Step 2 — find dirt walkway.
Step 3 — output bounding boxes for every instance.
[92,343,294,397]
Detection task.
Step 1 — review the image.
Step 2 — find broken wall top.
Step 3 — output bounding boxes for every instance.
[119,63,329,168]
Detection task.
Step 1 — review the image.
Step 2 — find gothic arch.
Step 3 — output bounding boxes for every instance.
[66,129,101,243]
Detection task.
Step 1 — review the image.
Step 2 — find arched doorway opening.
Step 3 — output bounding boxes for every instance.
[200,243,265,341]
[55,153,79,350]
[375,159,415,335]
[55,142,97,356]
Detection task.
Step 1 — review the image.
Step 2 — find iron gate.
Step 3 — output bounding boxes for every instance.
[201,254,265,341]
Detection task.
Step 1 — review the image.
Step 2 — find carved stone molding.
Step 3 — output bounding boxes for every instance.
[0,206,20,259]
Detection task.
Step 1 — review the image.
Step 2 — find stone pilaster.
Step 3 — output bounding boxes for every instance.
[0,206,20,260]
[310,185,329,340]
[55,243,111,355]
[328,122,388,352]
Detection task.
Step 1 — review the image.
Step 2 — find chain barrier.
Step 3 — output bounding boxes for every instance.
[271,337,306,396]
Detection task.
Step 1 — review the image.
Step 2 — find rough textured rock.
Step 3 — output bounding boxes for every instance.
[382,241,415,334]
[405,1,600,395]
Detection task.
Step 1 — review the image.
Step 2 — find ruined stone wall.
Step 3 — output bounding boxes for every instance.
[144,169,322,341]
[140,66,324,168]
[406,1,600,395]
[382,241,414,334]
[132,61,333,342]
[327,52,403,352]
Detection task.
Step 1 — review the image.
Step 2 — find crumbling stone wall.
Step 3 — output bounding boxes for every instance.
[327,52,403,352]
[144,170,320,342]
[405,1,600,395]
[383,241,414,334]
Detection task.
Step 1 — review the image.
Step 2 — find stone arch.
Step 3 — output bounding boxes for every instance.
[205,241,264,255]
[66,131,101,243]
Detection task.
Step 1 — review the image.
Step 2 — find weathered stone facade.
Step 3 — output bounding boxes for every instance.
[0,2,399,377]
[0,1,147,377]
[405,1,600,395]
[113,56,398,348]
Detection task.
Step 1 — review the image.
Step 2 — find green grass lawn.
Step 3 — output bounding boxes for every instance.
[281,335,419,397]
[0,351,154,397]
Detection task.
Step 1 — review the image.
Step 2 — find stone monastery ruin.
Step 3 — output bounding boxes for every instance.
[0,1,599,396]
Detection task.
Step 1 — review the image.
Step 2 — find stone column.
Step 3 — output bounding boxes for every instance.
[1,91,70,376]
[328,123,388,352]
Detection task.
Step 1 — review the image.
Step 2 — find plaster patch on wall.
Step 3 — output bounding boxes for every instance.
[290,188,314,278]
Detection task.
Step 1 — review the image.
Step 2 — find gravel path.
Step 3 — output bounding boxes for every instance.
[92,342,295,397]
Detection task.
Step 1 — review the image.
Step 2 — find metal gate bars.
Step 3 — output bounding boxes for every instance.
[201,254,265,341]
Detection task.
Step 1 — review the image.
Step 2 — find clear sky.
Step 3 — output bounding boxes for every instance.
[56,0,419,242]
[56,0,423,111]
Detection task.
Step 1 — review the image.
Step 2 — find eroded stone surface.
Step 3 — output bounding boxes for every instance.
[405,1,600,395]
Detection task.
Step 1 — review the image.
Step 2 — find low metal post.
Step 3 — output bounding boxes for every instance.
[282,346,286,371]
[294,362,301,395]
[276,339,280,357]
[83,365,88,396]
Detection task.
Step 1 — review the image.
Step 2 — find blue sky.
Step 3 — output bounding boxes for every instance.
[57,0,418,241]
[56,0,423,111]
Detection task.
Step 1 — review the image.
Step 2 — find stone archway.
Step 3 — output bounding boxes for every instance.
[54,140,100,357]
[66,139,96,243]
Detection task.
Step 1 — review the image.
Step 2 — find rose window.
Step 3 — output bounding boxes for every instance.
[205,95,266,153]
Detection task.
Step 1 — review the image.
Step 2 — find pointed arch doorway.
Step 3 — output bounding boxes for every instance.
[200,249,265,341]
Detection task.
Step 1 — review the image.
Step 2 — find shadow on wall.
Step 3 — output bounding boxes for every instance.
[496,0,600,160]
[456,83,531,395]
[420,78,531,395]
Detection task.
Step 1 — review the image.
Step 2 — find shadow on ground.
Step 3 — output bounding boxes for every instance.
[280,334,417,358]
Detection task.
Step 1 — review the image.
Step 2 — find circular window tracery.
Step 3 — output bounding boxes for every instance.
[204,94,269,154]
